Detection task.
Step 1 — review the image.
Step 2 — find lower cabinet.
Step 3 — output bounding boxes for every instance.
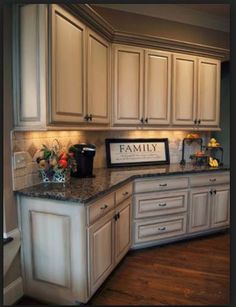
[88,197,132,297]
[189,185,230,233]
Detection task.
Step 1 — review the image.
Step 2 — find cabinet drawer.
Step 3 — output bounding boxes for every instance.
[88,193,115,225]
[134,214,187,244]
[115,182,133,205]
[133,190,188,219]
[190,172,230,187]
[134,177,188,193]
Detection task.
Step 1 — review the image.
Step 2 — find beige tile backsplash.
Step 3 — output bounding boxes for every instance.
[11,130,210,190]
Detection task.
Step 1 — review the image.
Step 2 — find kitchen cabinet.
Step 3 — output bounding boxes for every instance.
[172,54,220,128]
[211,185,230,228]
[113,45,171,126]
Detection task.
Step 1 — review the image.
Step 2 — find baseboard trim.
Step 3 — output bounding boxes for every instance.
[4,277,24,305]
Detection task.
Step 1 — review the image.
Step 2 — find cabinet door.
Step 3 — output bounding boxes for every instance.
[115,198,132,264]
[50,5,86,123]
[172,54,197,126]
[113,45,143,125]
[87,30,110,124]
[211,186,230,228]
[197,58,220,127]
[144,50,171,125]
[189,188,211,233]
[88,210,115,296]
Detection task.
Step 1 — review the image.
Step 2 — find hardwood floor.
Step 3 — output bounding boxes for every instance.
[16,232,230,305]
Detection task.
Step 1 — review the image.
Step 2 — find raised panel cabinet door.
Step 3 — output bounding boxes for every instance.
[87,30,110,124]
[113,45,144,125]
[50,5,86,123]
[115,198,132,264]
[88,210,115,296]
[211,186,230,228]
[189,188,211,233]
[197,58,220,127]
[172,54,197,126]
[144,50,171,125]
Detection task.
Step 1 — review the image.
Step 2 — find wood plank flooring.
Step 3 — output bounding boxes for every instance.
[16,231,230,305]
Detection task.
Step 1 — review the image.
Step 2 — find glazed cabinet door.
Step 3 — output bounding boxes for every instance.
[115,198,132,264]
[88,210,115,296]
[113,45,144,125]
[144,50,171,125]
[87,30,110,124]
[50,4,86,123]
[189,187,211,233]
[197,58,220,127]
[172,53,197,126]
[211,185,230,228]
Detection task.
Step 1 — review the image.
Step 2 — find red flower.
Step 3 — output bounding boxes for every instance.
[58,159,68,169]
[59,152,67,160]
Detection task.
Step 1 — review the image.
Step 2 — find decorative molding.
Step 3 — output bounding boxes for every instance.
[64,4,229,61]
[4,277,24,305]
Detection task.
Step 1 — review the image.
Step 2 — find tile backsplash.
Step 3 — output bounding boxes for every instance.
[11,130,210,190]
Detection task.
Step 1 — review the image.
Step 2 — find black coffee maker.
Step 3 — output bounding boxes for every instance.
[69,143,96,178]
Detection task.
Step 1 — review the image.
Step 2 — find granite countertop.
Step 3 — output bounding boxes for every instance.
[16,163,230,205]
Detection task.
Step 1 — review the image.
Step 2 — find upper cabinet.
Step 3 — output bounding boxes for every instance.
[13,4,221,131]
[172,54,220,128]
[113,45,171,126]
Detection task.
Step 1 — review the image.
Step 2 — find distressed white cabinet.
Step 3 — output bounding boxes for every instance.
[211,185,230,228]
[13,4,110,129]
[172,53,220,128]
[113,45,171,126]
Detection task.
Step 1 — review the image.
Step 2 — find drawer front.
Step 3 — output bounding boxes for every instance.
[133,190,188,219]
[134,214,187,244]
[115,182,133,205]
[88,193,115,225]
[190,172,230,187]
[134,177,188,193]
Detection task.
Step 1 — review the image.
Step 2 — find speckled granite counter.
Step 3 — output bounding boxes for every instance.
[16,163,230,204]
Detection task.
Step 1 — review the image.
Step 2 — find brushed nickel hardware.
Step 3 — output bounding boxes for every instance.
[159,183,167,187]
[158,203,167,207]
[158,226,166,231]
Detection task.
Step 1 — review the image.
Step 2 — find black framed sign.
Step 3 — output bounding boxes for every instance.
[105,138,170,168]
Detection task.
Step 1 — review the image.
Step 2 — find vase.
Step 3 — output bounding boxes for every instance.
[40,169,70,183]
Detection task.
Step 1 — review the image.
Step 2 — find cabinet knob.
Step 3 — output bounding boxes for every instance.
[122,191,129,196]
[209,178,216,182]
[214,190,217,194]
[198,119,201,125]
[159,183,167,187]
[158,226,166,231]
[194,119,197,124]
[84,114,89,121]
[209,190,213,195]
[100,204,108,210]
[89,114,93,121]
[145,118,148,124]
[158,203,167,207]
[140,118,144,124]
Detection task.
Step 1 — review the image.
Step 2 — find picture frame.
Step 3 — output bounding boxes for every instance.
[105,138,170,168]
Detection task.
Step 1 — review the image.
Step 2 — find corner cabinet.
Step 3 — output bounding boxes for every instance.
[13,4,110,129]
[172,54,220,128]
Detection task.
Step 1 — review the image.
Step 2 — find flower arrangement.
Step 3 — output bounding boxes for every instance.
[36,140,76,183]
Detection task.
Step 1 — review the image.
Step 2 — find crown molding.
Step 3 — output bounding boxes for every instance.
[63,4,229,61]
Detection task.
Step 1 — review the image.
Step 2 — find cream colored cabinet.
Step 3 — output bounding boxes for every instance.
[189,187,211,233]
[144,49,171,125]
[50,4,86,123]
[87,29,110,124]
[50,5,110,125]
[211,185,230,228]
[172,54,198,126]
[113,45,171,126]
[113,45,144,125]
[88,209,115,295]
[172,53,220,128]
[197,58,220,127]
[115,198,132,264]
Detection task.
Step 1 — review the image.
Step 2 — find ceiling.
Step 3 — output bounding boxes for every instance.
[93,4,230,32]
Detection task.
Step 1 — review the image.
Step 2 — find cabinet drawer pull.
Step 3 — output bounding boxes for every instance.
[209,178,216,182]
[158,226,166,231]
[100,204,108,210]
[159,183,167,187]
[214,190,217,194]
[158,203,167,207]
[122,191,129,196]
